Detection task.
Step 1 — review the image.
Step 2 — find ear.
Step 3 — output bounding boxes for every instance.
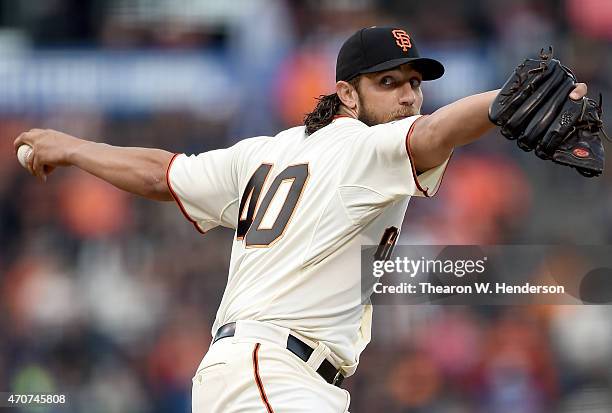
[336,80,360,111]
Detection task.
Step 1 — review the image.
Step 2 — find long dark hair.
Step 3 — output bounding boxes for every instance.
[303,77,360,135]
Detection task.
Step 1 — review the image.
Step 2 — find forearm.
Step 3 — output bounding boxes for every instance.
[70,141,175,201]
[429,89,499,148]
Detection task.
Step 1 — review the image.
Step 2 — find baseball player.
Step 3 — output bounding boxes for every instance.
[14,27,589,412]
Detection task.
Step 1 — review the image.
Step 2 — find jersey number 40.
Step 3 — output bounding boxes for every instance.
[237,163,309,247]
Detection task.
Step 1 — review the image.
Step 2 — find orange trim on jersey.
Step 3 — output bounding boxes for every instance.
[405,115,431,197]
[166,153,207,234]
[252,343,275,413]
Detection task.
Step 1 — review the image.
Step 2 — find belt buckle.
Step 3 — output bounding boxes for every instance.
[331,370,344,387]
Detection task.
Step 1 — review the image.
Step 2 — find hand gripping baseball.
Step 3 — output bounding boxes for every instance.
[13,129,81,181]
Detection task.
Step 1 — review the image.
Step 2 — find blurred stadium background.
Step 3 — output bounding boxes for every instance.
[1,0,612,412]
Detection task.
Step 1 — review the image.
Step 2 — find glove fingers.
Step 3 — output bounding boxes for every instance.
[500,127,515,139]
[535,97,584,159]
[516,77,575,152]
[489,58,561,125]
[503,61,566,137]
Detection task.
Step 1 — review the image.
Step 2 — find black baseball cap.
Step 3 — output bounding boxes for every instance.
[336,26,445,82]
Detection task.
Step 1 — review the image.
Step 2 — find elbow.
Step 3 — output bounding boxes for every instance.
[139,156,173,201]
[151,181,173,201]
[146,172,173,201]
[147,151,176,201]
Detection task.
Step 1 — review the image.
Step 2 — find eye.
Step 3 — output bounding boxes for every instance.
[409,78,422,88]
[380,76,396,87]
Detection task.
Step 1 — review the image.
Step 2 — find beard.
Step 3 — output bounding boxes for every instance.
[357,97,419,126]
[357,108,380,127]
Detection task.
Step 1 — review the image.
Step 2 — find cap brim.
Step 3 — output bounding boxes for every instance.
[359,57,445,80]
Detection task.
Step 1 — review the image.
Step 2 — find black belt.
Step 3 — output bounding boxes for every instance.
[213,322,345,387]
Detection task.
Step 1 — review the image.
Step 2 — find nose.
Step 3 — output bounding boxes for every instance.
[398,82,416,106]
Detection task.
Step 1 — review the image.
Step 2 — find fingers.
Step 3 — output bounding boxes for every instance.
[569,82,587,100]
[13,131,29,154]
[14,128,50,181]
[31,151,54,182]
[31,152,46,182]
[13,128,44,153]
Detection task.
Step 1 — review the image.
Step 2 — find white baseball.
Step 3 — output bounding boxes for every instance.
[17,144,33,169]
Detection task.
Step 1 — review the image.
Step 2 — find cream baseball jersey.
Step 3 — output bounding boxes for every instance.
[167,115,449,376]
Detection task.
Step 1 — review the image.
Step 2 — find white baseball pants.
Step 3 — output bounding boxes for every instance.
[191,320,351,412]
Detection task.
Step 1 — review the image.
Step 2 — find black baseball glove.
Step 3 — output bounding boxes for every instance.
[489,48,610,177]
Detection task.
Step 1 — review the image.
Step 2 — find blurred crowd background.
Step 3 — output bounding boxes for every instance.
[1,0,612,412]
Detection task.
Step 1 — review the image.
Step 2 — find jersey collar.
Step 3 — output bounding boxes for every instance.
[332,114,361,124]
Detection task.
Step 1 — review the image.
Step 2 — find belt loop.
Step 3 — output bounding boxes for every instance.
[305,341,332,371]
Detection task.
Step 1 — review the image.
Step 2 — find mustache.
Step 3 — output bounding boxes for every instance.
[386,107,419,121]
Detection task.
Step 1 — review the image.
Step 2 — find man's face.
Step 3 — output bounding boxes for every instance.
[354,64,424,126]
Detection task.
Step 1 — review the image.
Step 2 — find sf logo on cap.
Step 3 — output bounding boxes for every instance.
[391,29,412,52]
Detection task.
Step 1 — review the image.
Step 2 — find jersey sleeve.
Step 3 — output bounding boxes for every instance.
[166,147,240,233]
[340,115,450,202]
